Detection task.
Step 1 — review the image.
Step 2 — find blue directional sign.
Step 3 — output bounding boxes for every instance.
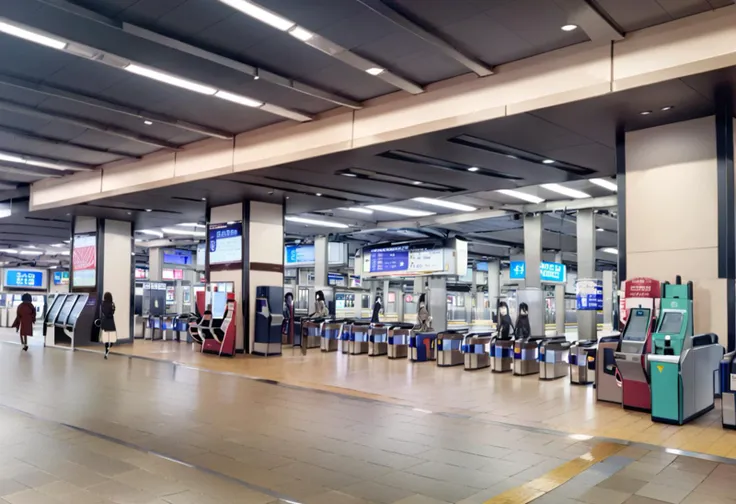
[370,246,409,273]
[5,269,44,289]
[508,261,566,283]
[576,279,603,311]
[285,245,315,265]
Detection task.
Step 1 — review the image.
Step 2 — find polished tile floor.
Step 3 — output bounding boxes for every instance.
[0,338,734,503]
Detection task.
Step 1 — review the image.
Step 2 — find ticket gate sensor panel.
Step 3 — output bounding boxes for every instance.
[388,324,414,359]
[513,337,545,376]
[539,337,571,380]
[320,320,344,352]
[350,323,370,355]
[437,331,464,367]
[570,340,597,385]
[368,324,388,356]
[300,319,323,349]
[462,333,493,370]
[596,335,622,403]
[410,332,436,362]
[614,307,655,412]
[491,337,514,373]
[722,352,736,429]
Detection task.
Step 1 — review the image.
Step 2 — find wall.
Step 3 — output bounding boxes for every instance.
[626,116,726,340]
[102,220,132,340]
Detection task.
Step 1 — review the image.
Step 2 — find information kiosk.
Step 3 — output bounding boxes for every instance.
[614,307,656,411]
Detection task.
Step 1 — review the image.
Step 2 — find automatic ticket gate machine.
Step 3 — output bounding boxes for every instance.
[462,332,494,370]
[254,286,283,357]
[570,340,598,385]
[722,352,736,429]
[368,323,389,356]
[539,337,572,380]
[513,336,546,376]
[388,323,414,359]
[614,307,656,411]
[491,336,514,373]
[321,319,345,352]
[349,321,371,354]
[437,331,465,367]
[409,332,437,362]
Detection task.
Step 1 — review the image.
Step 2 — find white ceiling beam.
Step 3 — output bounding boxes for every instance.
[553,0,624,42]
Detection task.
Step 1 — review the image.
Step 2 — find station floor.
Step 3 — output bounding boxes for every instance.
[0,331,734,503]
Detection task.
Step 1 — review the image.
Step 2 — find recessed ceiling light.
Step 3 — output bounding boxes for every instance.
[143,120,153,126]
[467,167,479,172]
[661,106,673,111]
[201,197,206,201]
[366,205,436,217]
[589,178,617,192]
[640,110,652,115]
[145,208,152,212]
[412,181,422,185]
[541,183,591,199]
[285,216,349,228]
[601,248,618,255]
[366,67,385,76]
[127,212,132,215]
[506,155,518,159]
[561,24,578,32]
[597,228,605,232]
[342,173,357,177]
[412,197,476,212]
[542,159,555,164]
[315,193,322,197]
[496,189,545,204]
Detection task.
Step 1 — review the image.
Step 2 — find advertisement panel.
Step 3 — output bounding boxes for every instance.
[208,222,242,266]
[53,271,70,285]
[72,234,96,287]
[5,269,45,289]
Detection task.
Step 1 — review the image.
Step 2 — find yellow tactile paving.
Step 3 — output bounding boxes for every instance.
[483,442,625,504]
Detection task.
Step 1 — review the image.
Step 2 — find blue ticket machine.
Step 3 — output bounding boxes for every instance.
[254,286,284,356]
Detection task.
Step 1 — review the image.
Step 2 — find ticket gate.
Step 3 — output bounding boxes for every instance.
[614,307,656,411]
[570,340,597,385]
[388,323,414,359]
[596,334,623,403]
[650,333,723,425]
[320,319,344,352]
[437,331,465,367]
[462,333,493,370]
[368,324,388,356]
[491,337,514,373]
[340,321,353,353]
[300,318,323,349]
[539,337,571,380]
[722,352,736,429]
[409,332,437,362]
[349,322,371,354]
[513,336,546,376]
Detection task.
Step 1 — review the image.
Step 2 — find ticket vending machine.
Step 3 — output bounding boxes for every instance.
[253,286,283,357]
[614,307,656,411]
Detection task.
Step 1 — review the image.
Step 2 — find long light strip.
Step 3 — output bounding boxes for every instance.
[0,21,67,50]
[0,150,82,171]
[589,178,618,192]
[137,229,164,238]
[496,189,545,204]
[161,228,206,237]
[601,248,618,255]
[345,207,374,214]
[125,64,217,95]
[218,0,295,30]
[366,205,436,217]
[541,183,590,199]
[177,223,207,228]
[285,216,349,228]
[412,197,476,212]
[0,249,17,254]
[19,250,43,256]
[214,90,263,108]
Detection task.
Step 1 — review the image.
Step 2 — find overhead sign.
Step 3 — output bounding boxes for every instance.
[5,269,44,289]
[53,271,69,285]
[370,246,409,273]
[285,244,315,266]
[72,234,96,287]
[576,278,603,311]
[162,268,184,280]
[509,261,566,283]
[208,222,242,266]
[163,249,192,266]
[409,249,444,273]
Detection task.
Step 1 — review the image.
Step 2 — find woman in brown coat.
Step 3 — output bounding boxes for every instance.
[12,293,35,351]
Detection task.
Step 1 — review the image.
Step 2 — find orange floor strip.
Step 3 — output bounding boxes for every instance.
[483,442,625,504]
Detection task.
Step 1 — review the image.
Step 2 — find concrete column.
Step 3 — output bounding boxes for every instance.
[148,247,163,281]
[577,209,597,340]
[413,276,424,294]
[523,214,543,288]
[427,276,447,332]
[555,252,566,336]
[313,236,328,287]
[487,260,500,320]
[602,270,614,330]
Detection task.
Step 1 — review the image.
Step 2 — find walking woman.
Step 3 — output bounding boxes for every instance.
[12,293,35,351]
[415,293,431,332]
[312,290,329,319]
[100,292,117,359]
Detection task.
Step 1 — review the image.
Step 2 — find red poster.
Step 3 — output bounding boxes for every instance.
[72,234,96,287]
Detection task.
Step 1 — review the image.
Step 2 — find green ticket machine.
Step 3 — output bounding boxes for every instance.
[649,276,724,425]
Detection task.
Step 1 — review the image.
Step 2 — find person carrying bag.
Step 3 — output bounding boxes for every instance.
[99,292,117,359]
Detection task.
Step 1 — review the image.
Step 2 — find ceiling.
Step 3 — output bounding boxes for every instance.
[0,0,734,268]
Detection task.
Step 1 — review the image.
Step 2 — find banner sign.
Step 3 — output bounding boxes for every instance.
[73,234,96,287]
[509,261,566,283]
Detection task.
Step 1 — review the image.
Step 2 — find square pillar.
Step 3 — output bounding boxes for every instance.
[577,209,597,340]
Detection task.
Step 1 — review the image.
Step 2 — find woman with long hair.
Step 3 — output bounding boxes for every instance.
[415,293,431,332]
[12,293,35,351]
[100,292,117,359]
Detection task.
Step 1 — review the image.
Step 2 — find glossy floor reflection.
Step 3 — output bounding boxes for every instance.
[0,342,734,504]
[98,339,736,458]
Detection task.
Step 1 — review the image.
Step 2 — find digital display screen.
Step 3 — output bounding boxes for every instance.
[72,234,96,287]
[208,222,242,266]
[623,309,650,342]
[5,269,44,289]
[46,295,65,323]
[285,245,315,265]
[135,268,148,280]
[659,312,683,334]
[163,249,193,266]
[56,295,78,325]
[67,295,88,326]
[53,271,69,285]
[370,246,409,273]
[212,291,227,318]
[162,268,183,281]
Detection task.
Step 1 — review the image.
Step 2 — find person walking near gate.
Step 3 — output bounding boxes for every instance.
[12,293,35,352]
[100,292,117,359]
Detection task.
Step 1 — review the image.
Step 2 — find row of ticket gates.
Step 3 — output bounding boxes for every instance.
[296,277,736,429]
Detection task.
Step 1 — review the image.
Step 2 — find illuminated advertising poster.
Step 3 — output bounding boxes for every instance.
[72,234,96,287]
[208,222,242,266]
[5,269,45,289]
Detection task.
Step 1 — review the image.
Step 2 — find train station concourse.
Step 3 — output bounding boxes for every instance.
[2,0,736,503]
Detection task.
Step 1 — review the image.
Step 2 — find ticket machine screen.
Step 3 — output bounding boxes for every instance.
[623,309,650,342]
[46,295,65,324]
[658,311,683,334]
[56,295,78,326]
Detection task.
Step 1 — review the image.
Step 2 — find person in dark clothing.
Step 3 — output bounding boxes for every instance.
[282,292,294,344]
[515,302,531,340]
[415,293,431,332]
[100,292,117,359]
[371,295,382,323]
[497,301,514,340]
[12,293,35,351]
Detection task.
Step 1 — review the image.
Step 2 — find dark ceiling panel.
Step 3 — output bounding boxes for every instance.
[594,0,727,32]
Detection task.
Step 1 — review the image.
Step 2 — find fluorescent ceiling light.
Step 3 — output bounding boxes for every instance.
[467,167,479,172]
[366,67,385,76]
[218,0,295,31]
[285,216,349,228]
[60,251,70,255]
[0,21,67,50]
[541,183,590,199]
[345,207,374,214]
[366,205,435,217]
[496,189,545,204]
[589,178,617,192]
[137,229,164,238]
[542,159,555,164]
[19,250,43,256]
[144,120,153,125]
[51,243,65,248]
[162,227,205,237]
[412,197,476,212]
[125,64,217,95]
[26,159,77,170]
[214,90,263,108]
[0,209,10,218]
[597,228,605,232]
[0,249,17,253]
[288,26,313,41]
[0,153,25,163]
[561,24,578,32]
[177,223,206,228]
[601,248,618,255]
